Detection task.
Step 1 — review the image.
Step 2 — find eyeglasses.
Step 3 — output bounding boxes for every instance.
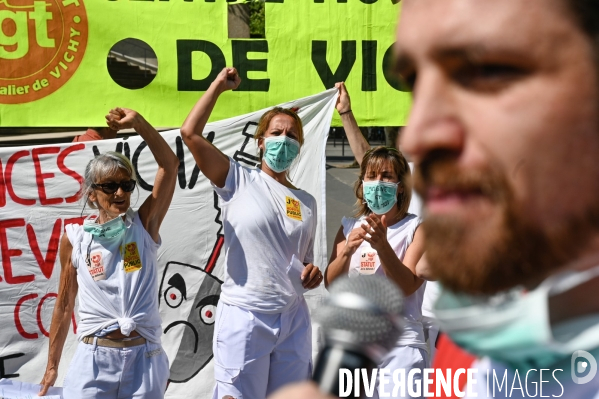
[92,180,137,194]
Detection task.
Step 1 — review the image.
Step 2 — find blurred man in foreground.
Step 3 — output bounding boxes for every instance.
[271,0,599,397]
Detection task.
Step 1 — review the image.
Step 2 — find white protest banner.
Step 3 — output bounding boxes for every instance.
[0,379,61,399]
[0,88,336,399]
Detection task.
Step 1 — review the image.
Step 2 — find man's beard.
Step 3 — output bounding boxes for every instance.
[414,153,599,295]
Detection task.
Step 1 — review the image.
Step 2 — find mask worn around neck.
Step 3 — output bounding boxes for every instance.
[434,265,599,371]
[83,211,129,239]
[263,136,300,173]
[362,180,399,215]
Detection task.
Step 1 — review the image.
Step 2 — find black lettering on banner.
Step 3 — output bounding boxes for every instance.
[313,0,348,3]
[132,141,153,191]
[311,40,356,89]
[124,142,131,160]
[177,40,226,91]
[362,40,377,91]
[233,122,260,167]
[0,353,25,379]
[382,42,405,91]
[91,141,130,159]
[232,40,270,92]
[175,136,187,189]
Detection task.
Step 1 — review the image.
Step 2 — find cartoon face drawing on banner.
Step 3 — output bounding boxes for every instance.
[159,261,223,383]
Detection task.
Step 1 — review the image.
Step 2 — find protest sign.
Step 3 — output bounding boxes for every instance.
[0,0,408,127]
[0,88,336,398]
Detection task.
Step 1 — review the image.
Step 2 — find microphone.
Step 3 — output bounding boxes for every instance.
[313,275,404,397]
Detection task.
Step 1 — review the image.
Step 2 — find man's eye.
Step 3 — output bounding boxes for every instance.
[454,64,527,91]
[398,72,416,92]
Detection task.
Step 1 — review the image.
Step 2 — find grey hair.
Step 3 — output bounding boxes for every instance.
[81,151,137,209]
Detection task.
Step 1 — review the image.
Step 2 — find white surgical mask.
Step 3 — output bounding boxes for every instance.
[434,265,599,371]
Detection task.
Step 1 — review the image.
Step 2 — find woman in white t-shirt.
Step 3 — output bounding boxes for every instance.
[325,83,427,399]
[180,67,323,399]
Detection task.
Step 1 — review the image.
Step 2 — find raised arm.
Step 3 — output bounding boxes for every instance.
[335,82,370,165]
[180,67,241,188]
[415,253,436,281]
[106,108,179,242]
[39,234,78,396]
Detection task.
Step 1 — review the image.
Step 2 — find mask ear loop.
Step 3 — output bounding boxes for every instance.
[288,143,303,183]
[85,236,93,268]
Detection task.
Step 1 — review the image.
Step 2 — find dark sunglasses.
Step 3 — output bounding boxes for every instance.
[92,180,137,194]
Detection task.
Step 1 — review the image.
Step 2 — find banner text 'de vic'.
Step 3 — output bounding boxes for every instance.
[0,0,409,127]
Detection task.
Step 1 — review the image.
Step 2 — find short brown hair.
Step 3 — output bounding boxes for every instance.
[354,146,412,218]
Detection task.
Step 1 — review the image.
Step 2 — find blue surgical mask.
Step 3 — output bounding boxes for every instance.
[83,213,127,239]
[434,265,599,371]
[362,181,399,215]
[263,136,300,173]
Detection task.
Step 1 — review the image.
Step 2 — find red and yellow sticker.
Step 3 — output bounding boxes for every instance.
[121,242,142,273]
[286,196,302,221]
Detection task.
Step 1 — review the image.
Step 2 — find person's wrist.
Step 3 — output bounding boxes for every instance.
[131,113,145,130]
[342,245,354,257]
[210,81,226,95]
[339,109,352,116]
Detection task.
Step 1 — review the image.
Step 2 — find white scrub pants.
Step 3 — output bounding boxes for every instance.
[375,346,429,399]
[212,297,312,399]
[62,339,169,399]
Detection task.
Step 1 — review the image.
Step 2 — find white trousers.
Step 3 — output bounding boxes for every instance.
[374,346,430,399]
[62,339,169,399]
[212,298,312,399]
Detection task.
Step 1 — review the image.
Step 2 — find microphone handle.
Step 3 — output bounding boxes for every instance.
[312,344,378,398]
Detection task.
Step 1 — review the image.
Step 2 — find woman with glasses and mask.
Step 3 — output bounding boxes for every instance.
[324,83,427,398]
[180,67,323,399]
[39,108,179,399]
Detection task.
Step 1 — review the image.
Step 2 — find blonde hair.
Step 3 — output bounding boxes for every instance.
[354,146,412,218]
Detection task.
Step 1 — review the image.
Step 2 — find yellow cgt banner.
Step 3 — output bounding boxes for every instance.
[0,0,410,128]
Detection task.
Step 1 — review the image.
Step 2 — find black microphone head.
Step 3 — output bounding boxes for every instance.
[316,275,404,358]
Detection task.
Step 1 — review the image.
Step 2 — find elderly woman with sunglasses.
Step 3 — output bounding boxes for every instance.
[39,108,179,399]
[324,83,427,399]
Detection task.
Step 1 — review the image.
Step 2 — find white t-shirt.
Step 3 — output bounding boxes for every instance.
[422,280,441,319]
[66,209,163,344]
[342,213,426,349]
[213,158,318,314]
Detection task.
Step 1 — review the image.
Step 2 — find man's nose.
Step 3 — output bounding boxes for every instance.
[400,68,465,164]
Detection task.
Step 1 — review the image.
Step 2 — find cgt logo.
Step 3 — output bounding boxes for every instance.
[0,0,88,104]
